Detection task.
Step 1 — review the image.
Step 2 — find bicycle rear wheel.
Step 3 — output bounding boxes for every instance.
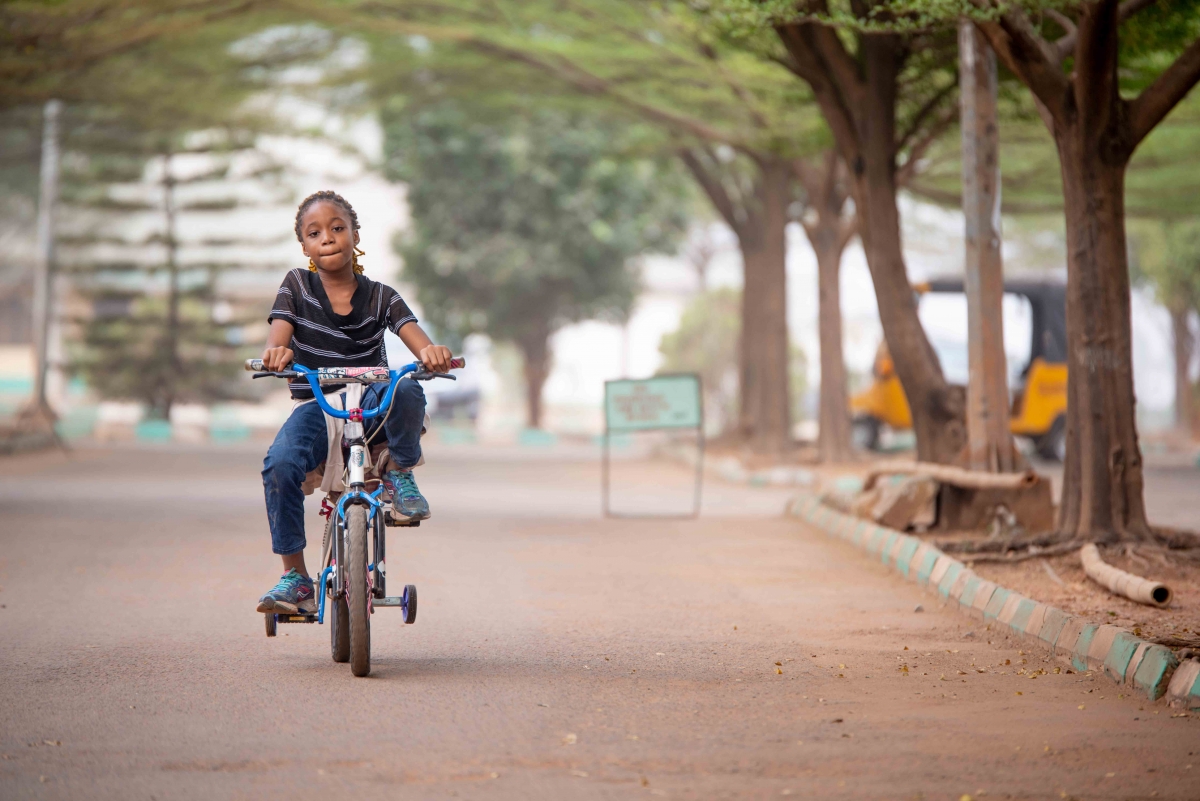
[346,505,371,677]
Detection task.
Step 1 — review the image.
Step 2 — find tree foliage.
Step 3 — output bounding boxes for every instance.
[385,102,690,426]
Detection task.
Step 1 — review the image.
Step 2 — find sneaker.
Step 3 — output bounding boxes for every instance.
[257,568,316,614]
[383,468,430,522]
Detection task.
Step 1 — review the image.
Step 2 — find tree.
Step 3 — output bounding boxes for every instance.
[1,15,297,419]
[59,120,292,419]
[326,0,859,457]
[967,0,1200,541]
[385,104,689,428]
[758,1,967,465]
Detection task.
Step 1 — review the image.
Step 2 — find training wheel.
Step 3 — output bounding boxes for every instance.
[402,584,418,625]
[265,613,277,637]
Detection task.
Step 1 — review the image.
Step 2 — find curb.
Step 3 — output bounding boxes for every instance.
[787,493,1200,708]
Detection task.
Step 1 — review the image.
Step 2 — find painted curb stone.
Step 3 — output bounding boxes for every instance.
[1165,659,1200,710]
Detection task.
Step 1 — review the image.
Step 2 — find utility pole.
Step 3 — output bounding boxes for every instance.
[30,99,63,418]
[958,22,1015,472]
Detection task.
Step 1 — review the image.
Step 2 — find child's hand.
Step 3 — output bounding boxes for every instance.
[262,346,294,372]
[420,344,454,373]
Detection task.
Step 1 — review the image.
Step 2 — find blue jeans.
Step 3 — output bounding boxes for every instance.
[262,380,426,556]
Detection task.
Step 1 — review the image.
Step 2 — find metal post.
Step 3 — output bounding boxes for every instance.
[959,22,1015,472]
[31,99,62,412]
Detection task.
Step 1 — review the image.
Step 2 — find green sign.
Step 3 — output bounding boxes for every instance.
[604,374,702,432]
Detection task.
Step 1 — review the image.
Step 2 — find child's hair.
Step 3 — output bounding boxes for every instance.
[294,190,364,274]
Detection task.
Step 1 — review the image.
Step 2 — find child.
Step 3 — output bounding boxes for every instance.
[256,190,452,614]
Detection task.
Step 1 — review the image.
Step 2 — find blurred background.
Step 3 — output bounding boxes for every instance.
[1,1,1197,458]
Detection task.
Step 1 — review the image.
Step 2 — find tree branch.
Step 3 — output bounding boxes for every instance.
[1048,9,1078,62]
[1119,0,1159,23]
[465,39,750,149]
[774,21,864,166]
[972,2,1068,118]
[678,148,743,235]
[895,104,957,188]
[896,78,957,155]
[1128,35,1200,147]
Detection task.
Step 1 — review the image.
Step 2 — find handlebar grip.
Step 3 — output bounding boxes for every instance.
[245,359,264,372]
[449,357,466,370]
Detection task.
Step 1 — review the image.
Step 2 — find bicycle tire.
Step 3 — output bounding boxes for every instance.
[346,504,371,677]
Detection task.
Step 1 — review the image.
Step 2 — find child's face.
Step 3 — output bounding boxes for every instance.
[299,200,360,274]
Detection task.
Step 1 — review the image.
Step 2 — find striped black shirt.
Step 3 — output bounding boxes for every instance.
[267,268,418,399]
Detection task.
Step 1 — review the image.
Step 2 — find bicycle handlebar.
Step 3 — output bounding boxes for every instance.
[244,357,466,421]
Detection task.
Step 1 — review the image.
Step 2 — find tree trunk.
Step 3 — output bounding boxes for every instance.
[737,163,792,455]
[154,153,181,422]
[773,25,966,465]
[809,220,852,463]
[678,151,792,455]
[852,140,965,464]
[1171,306,1194,438]
[518,326,552,430]
[1054,137,1150,542]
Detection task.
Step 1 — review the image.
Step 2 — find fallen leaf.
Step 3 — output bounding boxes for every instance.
[43,741,60,747]
[776,668,783,675]
[562,733,577,745]
[571,770,588,778]
[626,734,639,741]
[1105,772,1115,778]
[775,661,782,666]
[1078,705,1085,710]
[1015,691,1023,696]
[490,772,499,779]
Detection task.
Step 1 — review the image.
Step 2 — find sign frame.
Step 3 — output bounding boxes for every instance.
[602,373,704,519]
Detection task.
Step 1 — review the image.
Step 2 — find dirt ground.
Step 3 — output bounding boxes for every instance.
[2,442,1198,799]
[961,548,1199,647]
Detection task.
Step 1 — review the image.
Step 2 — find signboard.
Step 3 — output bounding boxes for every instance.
[602,374,703,519]
[605,375,702,432]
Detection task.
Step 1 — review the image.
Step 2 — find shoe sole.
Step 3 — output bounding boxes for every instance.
[256,597,316,614]
[390,508,431,523]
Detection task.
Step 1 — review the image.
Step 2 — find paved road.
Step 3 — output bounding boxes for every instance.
[0,442,1196,800]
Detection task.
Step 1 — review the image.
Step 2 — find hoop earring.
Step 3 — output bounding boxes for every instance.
[307,258,317,273]
[353,246,366,275]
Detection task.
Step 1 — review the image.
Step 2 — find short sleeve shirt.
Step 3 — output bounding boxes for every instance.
[267,268,418,399]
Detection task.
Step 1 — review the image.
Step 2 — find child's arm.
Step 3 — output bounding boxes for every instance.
[262,319,295,371]
[398,323,453,373]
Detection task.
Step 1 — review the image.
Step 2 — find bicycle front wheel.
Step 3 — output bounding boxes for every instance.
[346,504,371,677]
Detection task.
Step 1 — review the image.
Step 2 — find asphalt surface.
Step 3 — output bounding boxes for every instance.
[0,441,1197,800]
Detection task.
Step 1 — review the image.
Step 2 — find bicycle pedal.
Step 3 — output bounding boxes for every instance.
[383,510,421,527]
[275,613,318,624]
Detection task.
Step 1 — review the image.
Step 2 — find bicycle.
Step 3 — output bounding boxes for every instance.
[245,356,464,677]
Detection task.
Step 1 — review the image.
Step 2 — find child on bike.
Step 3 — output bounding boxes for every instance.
[256,190,452,614]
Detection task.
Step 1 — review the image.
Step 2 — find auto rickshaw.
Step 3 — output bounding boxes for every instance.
[850,277,1068,460]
